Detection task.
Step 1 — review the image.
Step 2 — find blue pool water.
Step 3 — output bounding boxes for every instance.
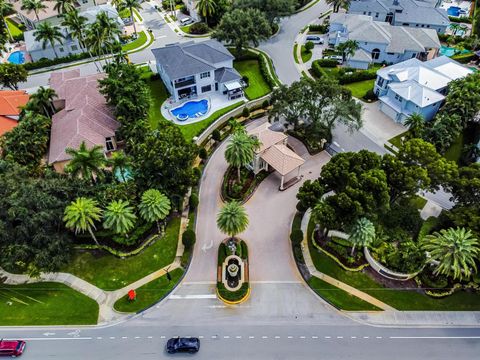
[447,6,467,17]
[8,51,25,65]
[171,99,209,121]
[440,45,470,57]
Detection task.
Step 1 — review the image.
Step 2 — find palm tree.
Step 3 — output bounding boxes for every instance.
[449,23,464,36]
[348,217,375,256]
[404,113,425,139]
[65,141,107,182]
[195,0,216,27]
[62,10,88,49]
[103,199,137,236]
[30,86,57,117]
[63,197,103,246]
[121,0,142,35]
[138,189,171,232]
[216,201,249,240]
[53,0,76,14]
[87,12,121,62]
[109,151,130,182]
[224,128,261,182]
[326,0,350,13]
[337,39,358,63]
[0,0,14,41]
[33,21,64,58]
[21,0,47,25]
[422,227,480,280]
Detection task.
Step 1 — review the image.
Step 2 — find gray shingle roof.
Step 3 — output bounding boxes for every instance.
[350,48,372,62]
[214,67,241,83]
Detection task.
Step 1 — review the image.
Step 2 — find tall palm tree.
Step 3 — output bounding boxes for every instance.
[103,199,137,236]
[53,0,76,14]
[195,0,217,26]
[0,0,14,41]
[21,0,47,25]
[33,21,64,58]
[326,0,350,13]
[87,12,121,62]
[404,113,425,139]
[348,217,375,255]
[63,197,103,246]
[138,189,171,232]
[217,201,249,240]
[30,86,57,117]
[109,151,130,182]
[337,39,358,63]
[422,227,480,280]
[224,128,261,182]
[121,0,142,35]
[65,141,107,183]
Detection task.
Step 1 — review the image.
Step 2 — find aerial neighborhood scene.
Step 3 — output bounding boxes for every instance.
[1,0,480,358]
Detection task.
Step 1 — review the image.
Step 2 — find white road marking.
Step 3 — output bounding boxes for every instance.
[224,336,230,339]
[97,337,102,340]
[160,336,166,339]
[211,335,217,339]
[337,336,344,339]
[262,336,268,339]
[376,336,383,339]
[122,336,128,339]
[198,336,204,339]
[363,336,370,339]
[300,336,306,339]
[147,336,153,339]
[312,336,318,339]
[287,336,293,339]
[109,337,115,339]
[325,336,331,339]
[134,336,140,339]
[169,294,216,299]
[249,336,255,339]
[236,336,242,339]
[275,336,281,339]
[351,336,357,339]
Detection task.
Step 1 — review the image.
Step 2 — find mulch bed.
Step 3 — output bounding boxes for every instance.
[313,229,367,268]
[364,267,419,290]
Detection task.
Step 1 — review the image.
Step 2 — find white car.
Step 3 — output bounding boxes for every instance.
[305,35,324,45]
[179,17,194,26]
[324,55,343,63]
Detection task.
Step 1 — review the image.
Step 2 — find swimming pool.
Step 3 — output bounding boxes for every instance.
[439,45,470,57]
[447,6,467,17]
[8,51,25,65]
[171,99,209,121]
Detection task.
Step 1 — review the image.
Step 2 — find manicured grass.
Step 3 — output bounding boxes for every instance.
[63,218,180,290]
[179,101,244,141]
[307,277,381,311]
[307,220,480,310]
[147,78,169,129]
[388,130,409,148]
[122,31,148,52]
[0,282,98,325]
[344,79,375,99]
[233,59,271,100]
[6,18,24,37]
[444,132,464,163]
[293,44,299,64]
[119,8,131,19]
[301,45,312,63]
[114,268,184,312]
[133,8,143,22]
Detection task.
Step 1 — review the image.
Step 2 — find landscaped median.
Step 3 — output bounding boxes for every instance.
[221,166,271,203]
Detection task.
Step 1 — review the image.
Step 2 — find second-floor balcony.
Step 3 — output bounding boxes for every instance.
[174,77,196,89]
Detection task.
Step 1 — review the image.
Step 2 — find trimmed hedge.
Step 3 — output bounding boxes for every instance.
[449,16,472,24]
[451,52,477,63]
[338,70,377,85]
[182,229,196,249]
[217,282,249,302]
[313,58,338,68]
[189,22,209,34]
[25,52,93,71]
[290,229,304,245]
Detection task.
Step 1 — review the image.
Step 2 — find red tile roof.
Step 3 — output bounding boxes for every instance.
[0,90,30,136]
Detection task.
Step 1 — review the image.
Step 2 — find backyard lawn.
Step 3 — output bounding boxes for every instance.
[114,268,184,312]
[0,282,98,325]
[6,18,24,37]
[147,77,169,129]
[233,59,271,100]
[122,31,148,52]
[344,79,375,99]
[63,217,180,290]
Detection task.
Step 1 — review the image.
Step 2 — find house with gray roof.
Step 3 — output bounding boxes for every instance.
[348,0,449,33]
[151,40,244,102]
[329,13,440,69]
[374,56,472,123]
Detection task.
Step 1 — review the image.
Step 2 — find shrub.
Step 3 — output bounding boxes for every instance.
[290,229,304,245]
[363,88,377,101]
[262,99,270,108]
[240,240,248,259]
[150,73,160,81]
[217,282,249,302]
[451,52,476,63]
[242,107,250,117]
[179,5,189,15]
[242,75,249,86]
[304,41,314,52]
[449,16,472,23]
[338,70,377,85]
[24,52,92,71]
[313,58,338,68]
[189,192,199,210]
[192,167,202,182]
[308,23,328,33]
[420,270,449,289]
[189,22,209,35]
[112,221,153,246]
[198,147,208,160]
[182,229,196,249]
[211,129,221,142]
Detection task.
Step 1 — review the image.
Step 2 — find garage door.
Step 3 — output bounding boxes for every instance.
[379,101,400,122]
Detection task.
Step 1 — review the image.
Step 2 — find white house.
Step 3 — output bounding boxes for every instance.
[151,40,244,102]
[328,13,440,69]
[183,0,201,21]
[348,0,450,34]
[375,56,473,123]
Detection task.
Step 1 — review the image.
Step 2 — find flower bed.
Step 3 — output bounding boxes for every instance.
[221,166,270,203]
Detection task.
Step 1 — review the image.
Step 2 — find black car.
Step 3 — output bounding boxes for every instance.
[166,337,200,354]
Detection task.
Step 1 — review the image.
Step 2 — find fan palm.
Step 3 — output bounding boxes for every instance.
[53,0,76,14]
[422,227,480,280]
[0,0,14,41]
[326,0,350,12]
[195,0,216,26]
[216,201,249,240]
[404,113,425,139]
[103,199,137,236]
[138,189,171,232]
[348,217,375,255]
[63,197,103,246]
[337,39,358,62]
[121,0,142,35]
[21,0,47,24]
[62,10,88,48]
[33,21,64,58]
[65,141,107,183]
[87,12,121,62]
[224,128,261,182]
[30,86,57,117]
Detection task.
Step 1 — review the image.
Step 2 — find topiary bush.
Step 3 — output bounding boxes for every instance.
[198,147,208,160]
[189,192,199,210]
[211,129,221,142]
[189,22,209,34]
[313,58,338,68]
[290,229,304,245]
[242,107,250,117]
[304,41,314,52]
[182,229,196,249]
[363,88,377,101]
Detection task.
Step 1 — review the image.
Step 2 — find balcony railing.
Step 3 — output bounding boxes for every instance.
[174,78,196,89]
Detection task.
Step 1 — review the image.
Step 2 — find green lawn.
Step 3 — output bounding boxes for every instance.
[179,101,244,141]
[410,195,428,210]
[444,132,464,163]
[388,131,409,148]
[63,217,180,290]
[0,282,98,325]
[114,268,184,312]
[344,79,375,99]
[307,219,480,310]
[6,18,24,37]
[147,78,169,129]
[307,277,381,311]
[301,45,312,63]
[119,8,131,19]
[122,31,148,52]
[233,59,271,100]
[293,44,299,64]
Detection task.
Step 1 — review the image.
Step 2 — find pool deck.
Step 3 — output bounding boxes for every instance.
[161,93,246,125]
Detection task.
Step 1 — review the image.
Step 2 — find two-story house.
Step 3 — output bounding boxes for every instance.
[151,40,244,102]
[328,13,440,69]
[374,56,472,123]
[348,0,450,34]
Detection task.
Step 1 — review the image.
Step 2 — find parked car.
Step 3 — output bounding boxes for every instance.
[0,340,26,357]
[306,35,324,44]
[166,337,200,354]
[179,17,194,26]
[324,55,343,63]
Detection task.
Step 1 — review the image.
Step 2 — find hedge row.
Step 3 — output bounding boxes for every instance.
[25,51,92,71]
[313,58,338,68]
[449,16,472,24]
[338,70,377,85]
[217,282,249,302]
[451,52,477,63]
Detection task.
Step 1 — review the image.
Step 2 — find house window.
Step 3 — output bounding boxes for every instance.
[386,12,394,23]
[82,0,88,3]
[375,12,379,17]
[59,47,64,52]
[105,137,116,151]
[71,45,78,51]
[394,94,403,102]
[201,85,211,93]
[403,23,409,26]
[368,12,371,15]
[377,77,384,87]
[371,48,380,60]
[200,72,210,79]
[363,11,366,15]
[215,82,218,91]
